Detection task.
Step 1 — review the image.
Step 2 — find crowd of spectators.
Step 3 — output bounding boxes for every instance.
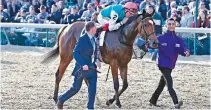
[1,0,210,26]
[0,0,210,54]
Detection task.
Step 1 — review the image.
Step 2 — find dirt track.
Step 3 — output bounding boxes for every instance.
[1,45,210,109]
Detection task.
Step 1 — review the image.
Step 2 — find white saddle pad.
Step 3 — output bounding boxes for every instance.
[99,31,106,46]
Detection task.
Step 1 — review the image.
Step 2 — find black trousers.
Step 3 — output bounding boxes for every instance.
[150,67,179,105]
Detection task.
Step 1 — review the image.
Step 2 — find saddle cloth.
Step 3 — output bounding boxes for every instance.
[99,31,106,46]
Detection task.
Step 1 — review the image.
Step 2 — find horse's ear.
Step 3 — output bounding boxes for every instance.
[142,9,146,17]
[142,9,154,19]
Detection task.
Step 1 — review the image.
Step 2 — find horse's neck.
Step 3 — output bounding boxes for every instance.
[122,21,139,45]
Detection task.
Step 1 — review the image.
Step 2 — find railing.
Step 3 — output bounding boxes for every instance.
[1,23,210,54]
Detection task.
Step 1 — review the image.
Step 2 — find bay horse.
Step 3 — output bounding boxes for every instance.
[41,11,157,108]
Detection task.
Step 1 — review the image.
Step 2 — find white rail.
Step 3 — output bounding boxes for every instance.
[0,23,211,33]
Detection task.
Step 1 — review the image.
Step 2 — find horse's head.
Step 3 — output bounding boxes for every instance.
[120,10,158,47]
[136,10,158,48]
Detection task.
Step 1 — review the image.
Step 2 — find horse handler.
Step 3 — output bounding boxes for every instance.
[149,18,190,109]
[57,21,101,109]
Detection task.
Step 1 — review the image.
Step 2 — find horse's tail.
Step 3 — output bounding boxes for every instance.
[41,25,67,64]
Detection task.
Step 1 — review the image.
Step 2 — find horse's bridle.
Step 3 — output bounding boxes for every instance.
[137,18,155,44]
[119,16,155,47]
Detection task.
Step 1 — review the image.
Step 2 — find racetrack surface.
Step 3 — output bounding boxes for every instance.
[1,45,210,109]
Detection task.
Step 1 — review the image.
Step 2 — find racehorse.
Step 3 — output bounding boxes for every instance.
[41,10,157,108]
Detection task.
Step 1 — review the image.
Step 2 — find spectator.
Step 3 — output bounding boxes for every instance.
[1,9,10,22]
[14,7,27,23]
[32,0,41,13]
[57,0,65,14]
[20,0,31,12]
[166,0,174,10]
[13,19,35,46]
[22,19,36,46]
[199,1,209,15]
[26,5,37,23]
[99,0,119,5]
[196,10,209,28]
[81,3,95,21]
[147,5,164,35]
[91,11,99,23]
[189,0,196,14]
[176,10,182,24]
[180,6,193,27]
[49,4,62,24]
[167,1,177,17]
[7,0,20,20]
[67,6,80,24]
[37,5,48,24]
[60,8,70,24]
[195,10,210,55]
[170,12,180,27]
[180,6,194,54]
[202,0,210,10]
[134,0,142,8]
[139,0,151,11]
[1,0,7,9]
[46,0,55,13]
[158,0,167,21]
[78,2,87,17]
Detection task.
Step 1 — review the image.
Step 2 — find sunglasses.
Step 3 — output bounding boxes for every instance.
[125,8,137,13]
[167,22,175,26]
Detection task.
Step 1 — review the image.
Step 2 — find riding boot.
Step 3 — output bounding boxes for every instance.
[97,27,103,33]
[96,23,109,37]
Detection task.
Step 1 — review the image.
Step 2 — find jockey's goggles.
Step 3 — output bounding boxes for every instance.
[125,8,138,14]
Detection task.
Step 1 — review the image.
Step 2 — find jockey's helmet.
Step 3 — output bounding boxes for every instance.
[124,2,138,16]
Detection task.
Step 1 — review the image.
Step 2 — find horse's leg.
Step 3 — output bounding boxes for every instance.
[106,61,121,107]
[53,56,73,103]
[117,65,128,99]
[106,65,128,108]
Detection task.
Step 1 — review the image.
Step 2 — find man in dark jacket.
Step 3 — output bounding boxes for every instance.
[149,18,190,109]
[49,4,62,24]
[57,21,100,109]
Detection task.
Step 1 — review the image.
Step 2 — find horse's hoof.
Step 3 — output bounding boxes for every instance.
[116,102,122,108]
[106,99,114,106]
[53,97,57,103]
[106,100,111,106]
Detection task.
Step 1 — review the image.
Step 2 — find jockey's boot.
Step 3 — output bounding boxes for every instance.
[96,23,109,36]
[174,101,183,109]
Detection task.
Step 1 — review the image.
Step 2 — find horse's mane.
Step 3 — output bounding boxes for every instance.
[124,14,141,25]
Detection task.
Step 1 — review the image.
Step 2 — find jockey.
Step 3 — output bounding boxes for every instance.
[97,2,138,32]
